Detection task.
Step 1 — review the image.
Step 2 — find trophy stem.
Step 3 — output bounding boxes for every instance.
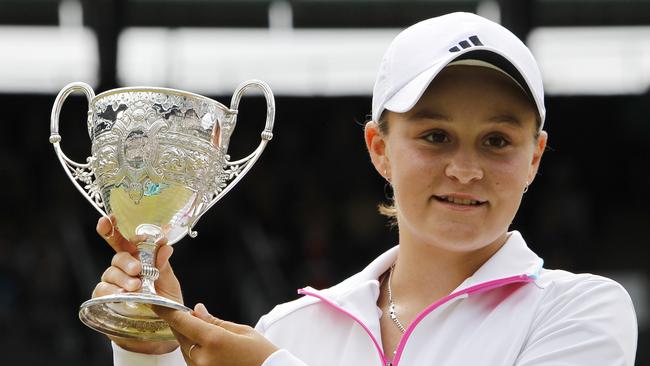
[137,241,160,295]
[78,238,189,340]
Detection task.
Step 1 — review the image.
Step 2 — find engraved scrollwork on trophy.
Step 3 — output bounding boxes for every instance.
[158,146,188,181]
[51,80,275,341]
[88,91,228,208]
[63,157,105,209]
[215,162,242,194]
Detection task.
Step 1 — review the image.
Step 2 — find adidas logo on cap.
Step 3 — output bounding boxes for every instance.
[449,35,484,52]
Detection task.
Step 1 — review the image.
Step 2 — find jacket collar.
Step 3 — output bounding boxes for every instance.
[452,230,543,292]
[298,231,543,346]
[300,230,544,314]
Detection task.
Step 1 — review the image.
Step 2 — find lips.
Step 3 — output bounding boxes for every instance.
[433,195,487,206]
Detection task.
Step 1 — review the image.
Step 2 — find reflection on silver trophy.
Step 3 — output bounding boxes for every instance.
[49,80,275,340]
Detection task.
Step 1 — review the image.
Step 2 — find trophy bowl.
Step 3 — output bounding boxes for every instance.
[50,80,275,340]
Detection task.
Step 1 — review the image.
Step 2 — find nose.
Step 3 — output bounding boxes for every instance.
[444,150,484,184]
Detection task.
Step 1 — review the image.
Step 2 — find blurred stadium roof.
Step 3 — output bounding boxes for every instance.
[2,0,650,95]
[4,0,650,28]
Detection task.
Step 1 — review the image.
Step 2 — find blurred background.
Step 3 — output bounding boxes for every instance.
[0,0,648,364]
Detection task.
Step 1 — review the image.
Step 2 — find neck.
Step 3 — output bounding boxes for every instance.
[390,231,509,307]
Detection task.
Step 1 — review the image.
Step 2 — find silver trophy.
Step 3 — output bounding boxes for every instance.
[49,80,275,340]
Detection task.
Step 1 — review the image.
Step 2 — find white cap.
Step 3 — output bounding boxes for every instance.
[372,12,546,128]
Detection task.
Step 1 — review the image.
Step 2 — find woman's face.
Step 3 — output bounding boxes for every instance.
[366,65,547,253]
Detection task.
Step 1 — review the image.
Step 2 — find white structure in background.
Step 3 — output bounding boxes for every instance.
[528,26,650,95]
[0,0,650,97]
[0,0,97,93]
[0,26,98,93]
[117,27,398,96]
[116,25,650,96]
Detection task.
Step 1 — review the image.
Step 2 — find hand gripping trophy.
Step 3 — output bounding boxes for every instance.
[49,80,275,341]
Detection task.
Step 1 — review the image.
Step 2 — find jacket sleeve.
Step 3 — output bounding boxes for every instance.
[261,349,310,366]
[110,312,308,366]
[255,314,310,366]
[515,278,638,366]
[112,342,186,366]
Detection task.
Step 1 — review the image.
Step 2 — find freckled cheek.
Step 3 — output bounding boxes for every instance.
[392,148,439,176]
[391,151,444,199]
[486,158,530,194]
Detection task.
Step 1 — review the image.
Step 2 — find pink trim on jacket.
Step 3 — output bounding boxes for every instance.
[299,274,535,366]
[297,288,390,366]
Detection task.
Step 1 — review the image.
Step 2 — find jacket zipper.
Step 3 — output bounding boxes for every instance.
[299,274,535,366]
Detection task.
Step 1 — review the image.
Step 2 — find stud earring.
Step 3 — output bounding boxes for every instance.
[383,169,390,182]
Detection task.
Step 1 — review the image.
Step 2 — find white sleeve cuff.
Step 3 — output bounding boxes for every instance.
[112,342,186,366]
[261,349,309,366]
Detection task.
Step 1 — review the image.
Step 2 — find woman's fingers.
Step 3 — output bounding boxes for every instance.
[193,303,250,334]
[96,215,113,238]
[155,239,172,270]
[151,240,183,303]
[156,307,228,346]
[92,281,125,298]
[192,303,214,322]
[111,251,141,276]
[171,329,197,364]
[96,215,137,254]
[101,266,141,292]
[160,304,280,366]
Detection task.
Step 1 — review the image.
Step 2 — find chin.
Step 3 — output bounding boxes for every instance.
[425,222,504,253]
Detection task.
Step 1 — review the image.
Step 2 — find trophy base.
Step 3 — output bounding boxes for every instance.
[79,292,190,341]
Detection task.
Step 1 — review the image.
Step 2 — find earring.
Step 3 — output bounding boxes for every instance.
[383,169,391,182]
[523,182,529,194]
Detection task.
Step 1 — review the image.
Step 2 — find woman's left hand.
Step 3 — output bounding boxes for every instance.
[156,303,279,366]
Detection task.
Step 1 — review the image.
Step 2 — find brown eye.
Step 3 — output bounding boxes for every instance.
[485,135,509,148]
[424,131,450,143]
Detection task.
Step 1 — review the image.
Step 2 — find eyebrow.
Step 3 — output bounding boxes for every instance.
[486,115,522,126]
[410,110,522,127]
[409,110,451,121]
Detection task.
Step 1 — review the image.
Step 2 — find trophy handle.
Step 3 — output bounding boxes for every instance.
[50,82,108,218]
[187,79,275,237]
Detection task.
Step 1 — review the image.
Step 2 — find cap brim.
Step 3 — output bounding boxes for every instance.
[383,59,448,115]
[383,47,539,120]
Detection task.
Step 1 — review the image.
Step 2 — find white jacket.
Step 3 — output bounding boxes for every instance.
[113,231,638,365]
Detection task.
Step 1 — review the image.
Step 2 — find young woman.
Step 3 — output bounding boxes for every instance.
[93,12,637,366]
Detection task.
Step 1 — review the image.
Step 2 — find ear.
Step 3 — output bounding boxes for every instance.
[364,121,390,179]
[527,130,548,184]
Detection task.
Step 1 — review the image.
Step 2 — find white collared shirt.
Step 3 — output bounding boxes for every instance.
[113,231,638,365]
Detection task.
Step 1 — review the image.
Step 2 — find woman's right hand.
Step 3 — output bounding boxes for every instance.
[92,215,184,355]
